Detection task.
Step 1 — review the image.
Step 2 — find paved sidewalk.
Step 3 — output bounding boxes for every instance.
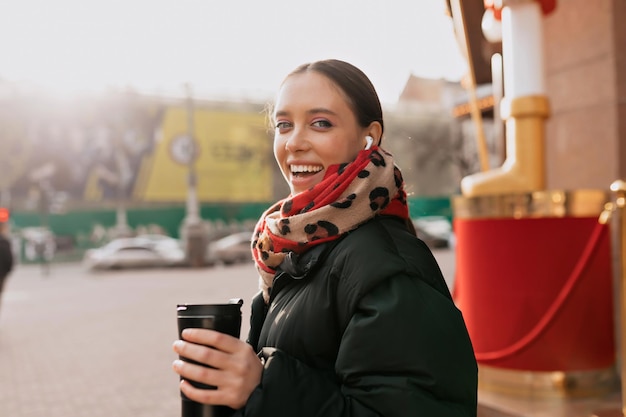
[0,262,259,417]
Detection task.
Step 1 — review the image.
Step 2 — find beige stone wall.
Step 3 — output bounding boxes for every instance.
[544,0,624,190]
[614,0,626,180]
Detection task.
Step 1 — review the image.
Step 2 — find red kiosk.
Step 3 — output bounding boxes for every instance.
[453,191,615,395]
[451,0,617,396]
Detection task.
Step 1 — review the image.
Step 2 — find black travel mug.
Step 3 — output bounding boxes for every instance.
[176,299,243,417]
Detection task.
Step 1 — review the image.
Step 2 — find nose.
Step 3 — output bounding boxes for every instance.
[284,128,310,153]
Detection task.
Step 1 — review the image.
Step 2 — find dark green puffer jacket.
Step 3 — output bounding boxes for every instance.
[240,216,477,417]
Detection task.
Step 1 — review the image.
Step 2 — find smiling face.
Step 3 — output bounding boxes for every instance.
[273,71,379,195]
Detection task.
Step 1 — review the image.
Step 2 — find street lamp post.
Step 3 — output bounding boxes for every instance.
[180,84,206,267]
[113,144,133,239]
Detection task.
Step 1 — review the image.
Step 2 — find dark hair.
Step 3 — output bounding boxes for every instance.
[285,59,384,136]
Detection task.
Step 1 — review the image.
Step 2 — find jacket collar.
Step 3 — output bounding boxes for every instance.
[277,243,329,280]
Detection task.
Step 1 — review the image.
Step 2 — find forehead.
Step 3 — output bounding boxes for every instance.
[274,71,352,114]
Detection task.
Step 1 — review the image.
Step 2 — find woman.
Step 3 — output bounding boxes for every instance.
[173,59,478,416]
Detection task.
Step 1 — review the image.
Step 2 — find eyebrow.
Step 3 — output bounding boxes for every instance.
[274,107,338,118]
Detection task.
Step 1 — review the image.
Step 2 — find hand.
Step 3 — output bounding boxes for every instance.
[172,328,263,409]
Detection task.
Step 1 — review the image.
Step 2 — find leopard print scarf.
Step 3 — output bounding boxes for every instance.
[252,147,409,303]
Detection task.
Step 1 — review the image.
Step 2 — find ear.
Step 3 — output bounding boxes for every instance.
[366,121,383,146]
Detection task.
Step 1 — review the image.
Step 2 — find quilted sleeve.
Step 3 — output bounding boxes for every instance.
[239,273,477,417]
[336,273,478,416]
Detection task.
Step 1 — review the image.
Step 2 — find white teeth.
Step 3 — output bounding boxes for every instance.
[290,165,323,174]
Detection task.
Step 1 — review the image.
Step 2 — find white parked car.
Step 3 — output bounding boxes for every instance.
[206,232,253,266]
[412,216,454,249]
[83,235,185,270]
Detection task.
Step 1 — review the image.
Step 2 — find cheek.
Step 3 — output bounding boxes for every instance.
[273,136,282,159]
[330,140,362,164]
[273,138,287,168]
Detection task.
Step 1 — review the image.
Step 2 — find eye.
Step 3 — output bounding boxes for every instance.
[311,119,332,128]
[275,121,292,131]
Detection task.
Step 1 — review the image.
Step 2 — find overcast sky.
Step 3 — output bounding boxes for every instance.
[0,0,467,104]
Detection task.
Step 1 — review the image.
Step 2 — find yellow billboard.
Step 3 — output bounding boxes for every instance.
[135,107,273,202]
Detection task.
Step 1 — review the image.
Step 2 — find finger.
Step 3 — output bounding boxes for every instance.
[179,379,234,407]
[172,359,224,387]
[172,340,230,368]
[181,328,242,354]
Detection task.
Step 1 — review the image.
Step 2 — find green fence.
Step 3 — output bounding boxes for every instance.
[11,203,271,241]
[407,195,453,221]
[12,197,453,238]
[8,196,452,262]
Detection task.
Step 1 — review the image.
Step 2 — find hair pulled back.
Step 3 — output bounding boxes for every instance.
[285,59,384,136]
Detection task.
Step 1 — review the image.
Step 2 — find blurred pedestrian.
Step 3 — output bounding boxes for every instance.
[0,221,14,313]
[172,59,478,416]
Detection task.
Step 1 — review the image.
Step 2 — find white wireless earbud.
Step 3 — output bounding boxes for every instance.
[364,136,374,150]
